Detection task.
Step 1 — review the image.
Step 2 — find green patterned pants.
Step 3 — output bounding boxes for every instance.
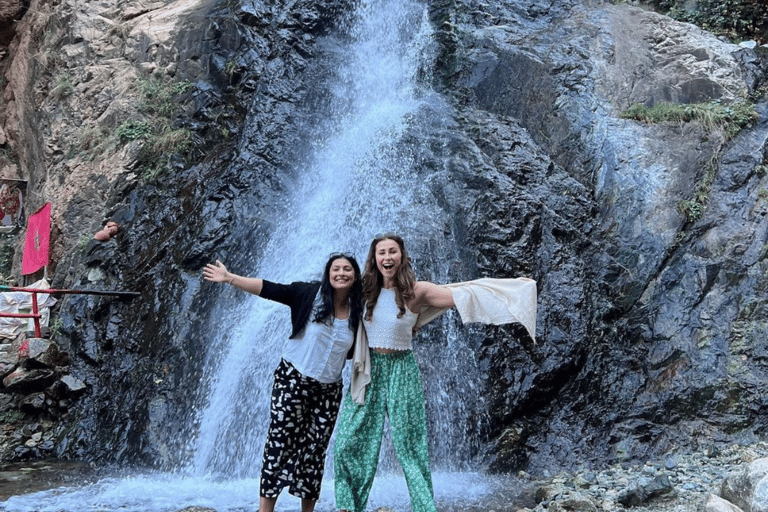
[334,350,436,512]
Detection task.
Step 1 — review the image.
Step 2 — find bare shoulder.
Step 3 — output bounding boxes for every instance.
[413,281,438,296]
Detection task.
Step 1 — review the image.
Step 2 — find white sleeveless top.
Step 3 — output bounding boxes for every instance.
[364,287,418,351]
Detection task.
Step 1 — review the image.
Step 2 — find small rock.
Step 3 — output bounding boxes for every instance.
[665,455,679,470]
[618,475,675,507]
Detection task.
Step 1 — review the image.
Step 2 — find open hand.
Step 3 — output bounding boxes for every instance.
[203,260,230,283]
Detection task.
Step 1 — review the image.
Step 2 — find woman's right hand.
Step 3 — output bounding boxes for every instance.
[203,260,230,283]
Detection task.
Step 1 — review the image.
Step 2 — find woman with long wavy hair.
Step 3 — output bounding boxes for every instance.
[204,252,363,512]
[333,233,454,512]
[333,232,537,512]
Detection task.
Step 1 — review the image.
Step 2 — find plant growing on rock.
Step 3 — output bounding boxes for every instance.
[622,100,756,223]
[620,100,757,140]
[116,77,197,180]
[49,72,72,99]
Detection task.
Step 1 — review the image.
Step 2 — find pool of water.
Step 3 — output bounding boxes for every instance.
[0,463,535,512]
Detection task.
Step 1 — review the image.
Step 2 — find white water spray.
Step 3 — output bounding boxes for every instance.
[0,0,500,509]
[190,0,444,478]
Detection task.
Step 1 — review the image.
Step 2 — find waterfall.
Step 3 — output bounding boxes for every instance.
[191,0,484,479]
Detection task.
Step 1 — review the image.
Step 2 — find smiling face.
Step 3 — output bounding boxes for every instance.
[328,257,357,292]
[374,238,402,286]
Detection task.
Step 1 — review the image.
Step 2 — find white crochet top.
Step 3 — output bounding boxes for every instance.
[363,287,417,351]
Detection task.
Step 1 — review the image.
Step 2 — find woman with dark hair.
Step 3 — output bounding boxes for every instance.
[334,233,537,512]
[204,253,363,512]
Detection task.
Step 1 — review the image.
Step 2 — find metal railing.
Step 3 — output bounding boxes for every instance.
[0,285,140,338]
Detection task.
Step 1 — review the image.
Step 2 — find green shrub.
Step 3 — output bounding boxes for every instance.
[115,77,197,179]
[116,119,153,141]
[620,100,758,140]
[640,0,768,44]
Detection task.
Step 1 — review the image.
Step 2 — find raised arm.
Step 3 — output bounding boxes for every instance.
[203,260,263,296]
[412,281,455,310]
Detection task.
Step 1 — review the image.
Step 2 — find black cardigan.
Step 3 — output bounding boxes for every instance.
[260,279,356,358]
[260,280,321,339]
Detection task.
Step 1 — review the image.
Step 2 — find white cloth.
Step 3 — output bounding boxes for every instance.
[0,278,57,339]
[350,277,537,404]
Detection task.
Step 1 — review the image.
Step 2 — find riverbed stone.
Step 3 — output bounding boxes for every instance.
[705,494,746,512]
[722,458,768,511]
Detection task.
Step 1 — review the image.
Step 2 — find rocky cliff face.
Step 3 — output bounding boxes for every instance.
[0,0,766,475]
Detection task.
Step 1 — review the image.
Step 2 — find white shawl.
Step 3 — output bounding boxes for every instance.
[350,277,537,404]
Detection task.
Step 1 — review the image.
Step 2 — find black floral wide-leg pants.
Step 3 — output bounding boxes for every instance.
[260,358,343,501]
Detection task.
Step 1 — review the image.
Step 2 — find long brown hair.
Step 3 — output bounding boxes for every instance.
[362,233,416,321]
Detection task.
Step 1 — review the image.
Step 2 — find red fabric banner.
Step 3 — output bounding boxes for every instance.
[22,202,51,275]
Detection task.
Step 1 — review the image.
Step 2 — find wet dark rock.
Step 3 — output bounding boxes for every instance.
[2,368,56,394]
[57,375,87,395]
[18,393,46,413]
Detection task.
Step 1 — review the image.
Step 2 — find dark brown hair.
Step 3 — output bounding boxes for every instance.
[314,253,363,333]
[362,233,416,321]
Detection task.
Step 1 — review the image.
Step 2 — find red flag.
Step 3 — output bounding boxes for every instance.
[22,202,51,275]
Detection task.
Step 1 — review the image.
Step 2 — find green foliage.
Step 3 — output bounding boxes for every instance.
[669,0,767,44]
[50,72,72,98]
[116,119,153,141]
[147,127,194,155]
[138,77,194,118]
[0,234,16,286]
[224,59,238,84]
[76,232,93,251]
[640,0,768,44]
[49,317,63,339]
[137,126,194,180]
[676,156,718,223]
[115,77,197,179]
[621,100,758,140]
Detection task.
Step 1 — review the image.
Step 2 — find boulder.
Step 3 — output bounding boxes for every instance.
[721,458,768,511]
[2,368,56,394]
[705,493,746,512]
[22,339,66,368]
[19,392,46,413]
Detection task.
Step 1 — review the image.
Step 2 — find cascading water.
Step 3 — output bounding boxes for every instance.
[0,0,512,510]
[190,0,443,478]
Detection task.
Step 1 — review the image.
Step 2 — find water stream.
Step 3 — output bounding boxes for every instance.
[0,0,507,510]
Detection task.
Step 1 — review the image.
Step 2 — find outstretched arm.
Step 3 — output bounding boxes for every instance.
[203,260,263,296]
[413,281,455,310]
